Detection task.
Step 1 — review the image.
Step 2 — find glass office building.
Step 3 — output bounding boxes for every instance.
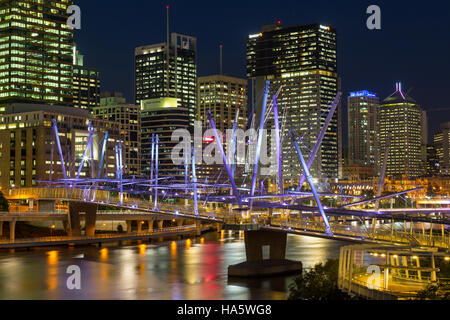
[0,0,74,108]
[73,49,100,111]
[135,33,197,130]
[247,23,340,182]
[379,83,424,178]
[347,90,380,168]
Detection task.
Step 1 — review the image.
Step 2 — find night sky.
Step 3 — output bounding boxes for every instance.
[74,0,450,143]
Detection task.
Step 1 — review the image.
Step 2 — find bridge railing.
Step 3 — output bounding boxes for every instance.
[271,218,369,238]
[340,272,422,300]
[5,187,232,221]
[270,217,450,249]
[0,225,198,245]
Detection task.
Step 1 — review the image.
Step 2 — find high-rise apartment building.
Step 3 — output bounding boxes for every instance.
[92,92,141,176]
[434,122,450,175]
[0,0,74,108]
[73,49,100,111]
[135,33,197,129]
[140,97,189,182]
[197,75,248,182]
[379,83,424,178]
[247,23,339,181]
[347,91,379,169]
[0,104,120,189]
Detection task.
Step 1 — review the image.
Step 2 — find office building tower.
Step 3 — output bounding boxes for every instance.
[197,75,248,182]
[434,122,450,175]
[135,33,197,129]
[0,0,74,108]
[247,23,339,181]
[426,145,440,176]
[92,92,141,176]
[379,83,424,178]
[140,97,189,182]
[0,104,120,189]
[198,75,248,132]
[347,90,379,169]
[73,49,100,110]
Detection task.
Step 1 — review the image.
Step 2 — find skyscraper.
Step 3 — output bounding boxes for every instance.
[426,144,440,176]
[135,33,197,129]
[73,49,100,111]
[140,98,189,182]
[379,83,424,178]
[92,92,141,176]
[198,75,248,132]
[246,23,339,181]
[197,75,248,182]
[347,91,379,168]
[0,0,74,108]
[434,122,450,175]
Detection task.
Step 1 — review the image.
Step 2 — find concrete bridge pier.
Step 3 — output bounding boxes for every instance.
[157,220,164,230]
[84,204,98,237]
[9,219,16,241]
[228,230,302,277]
[195,221,201,236]
[148,220,154,232]
[62,221,69,234]
[69,202,97,237]
[216,223,223,233]
[0,221,3,236]
[126,221,132,233]
[176,220,183,227]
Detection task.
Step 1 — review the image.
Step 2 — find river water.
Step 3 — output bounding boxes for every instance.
[0,232,350,300]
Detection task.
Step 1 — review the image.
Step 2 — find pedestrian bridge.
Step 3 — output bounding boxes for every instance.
[0,225,203,249]
[3,187,450,250]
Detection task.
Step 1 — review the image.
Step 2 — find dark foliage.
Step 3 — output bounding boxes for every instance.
[416,283,450,300]
[288,259,355,300]
[0,191,9,212]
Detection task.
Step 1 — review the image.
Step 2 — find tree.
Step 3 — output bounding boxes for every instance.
[288,259,354,300]
[0,191,9,212]
[416,283,450,300]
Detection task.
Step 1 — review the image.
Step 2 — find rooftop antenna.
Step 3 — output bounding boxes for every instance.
[397,82,405,99]
[166,4,170,46]
[219,44,223,75]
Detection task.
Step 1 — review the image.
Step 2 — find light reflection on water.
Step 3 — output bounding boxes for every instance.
[0,232,349,300]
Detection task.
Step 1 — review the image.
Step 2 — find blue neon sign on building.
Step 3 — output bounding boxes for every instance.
[349,90,377,98]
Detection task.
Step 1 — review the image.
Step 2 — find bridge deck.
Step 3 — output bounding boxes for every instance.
[0,225,207,249]
[4,187,450,249]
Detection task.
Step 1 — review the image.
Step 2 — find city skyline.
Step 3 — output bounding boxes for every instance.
[74,0,450,141]
[0,1,449,303]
